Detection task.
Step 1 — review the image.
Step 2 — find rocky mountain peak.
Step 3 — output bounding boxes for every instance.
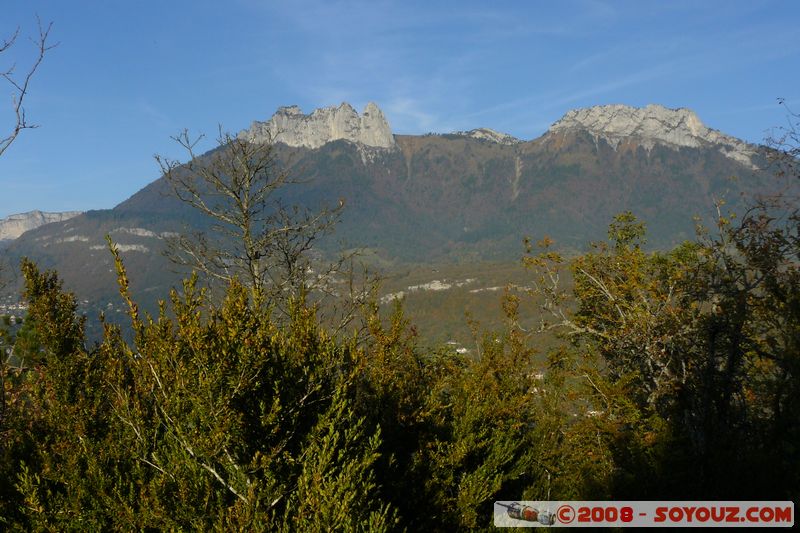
[452,127,521,145]
[239,102,396,150]
[0,210,83,242]
[548,103,756,167]
[276,105,303,116]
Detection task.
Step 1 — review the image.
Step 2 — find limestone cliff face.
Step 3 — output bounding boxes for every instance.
[548,104,756,167]
[239,102,396,150]
[452,128,521,145]
[0,210,82,242]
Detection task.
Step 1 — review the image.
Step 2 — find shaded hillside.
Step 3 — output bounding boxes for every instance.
[111,128,775,258]
[2,104,780,338]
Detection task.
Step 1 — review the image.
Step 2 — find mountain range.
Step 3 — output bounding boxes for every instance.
[0,102,781,328]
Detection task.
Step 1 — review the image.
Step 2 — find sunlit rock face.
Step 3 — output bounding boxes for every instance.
[452,128,521,145]
[0,210,82,242]
[239,102,396,150]
[548,103,756,167]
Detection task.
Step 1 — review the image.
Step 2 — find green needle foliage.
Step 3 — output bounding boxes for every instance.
[4,250,395,530]
[1,189,797,529]
[1,115,798,528]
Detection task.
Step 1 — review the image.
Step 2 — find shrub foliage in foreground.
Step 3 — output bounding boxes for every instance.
[1,193,798,530]
[0,250,549,530]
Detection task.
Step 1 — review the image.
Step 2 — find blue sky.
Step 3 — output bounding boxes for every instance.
[1,0,798,218]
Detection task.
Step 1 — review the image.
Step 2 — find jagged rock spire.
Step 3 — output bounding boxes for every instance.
[239,102,395,149]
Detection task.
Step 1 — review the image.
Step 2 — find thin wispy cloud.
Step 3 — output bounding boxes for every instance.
[2,0,798,216]
[554,63,680,108]
[137,100,172,130]
[237,0,633,135]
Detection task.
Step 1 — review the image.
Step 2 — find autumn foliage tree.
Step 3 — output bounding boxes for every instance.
[523,182,799,500]
[1,105,798,528]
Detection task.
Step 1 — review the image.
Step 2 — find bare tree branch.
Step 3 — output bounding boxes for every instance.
[157,128,378,331]
[0,17,57,157]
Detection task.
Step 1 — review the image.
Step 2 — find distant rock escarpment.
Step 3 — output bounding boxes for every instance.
[451,128,521,145]
[5,99,779,327]
[239,102,396,150]
[548,103,757,168]
[0,210,82,243]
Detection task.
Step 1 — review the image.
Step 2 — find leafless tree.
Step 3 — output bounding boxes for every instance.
[156,128,377,332]
[0,17,54,432]
[1,17,56,157]
[0,16,54,312]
